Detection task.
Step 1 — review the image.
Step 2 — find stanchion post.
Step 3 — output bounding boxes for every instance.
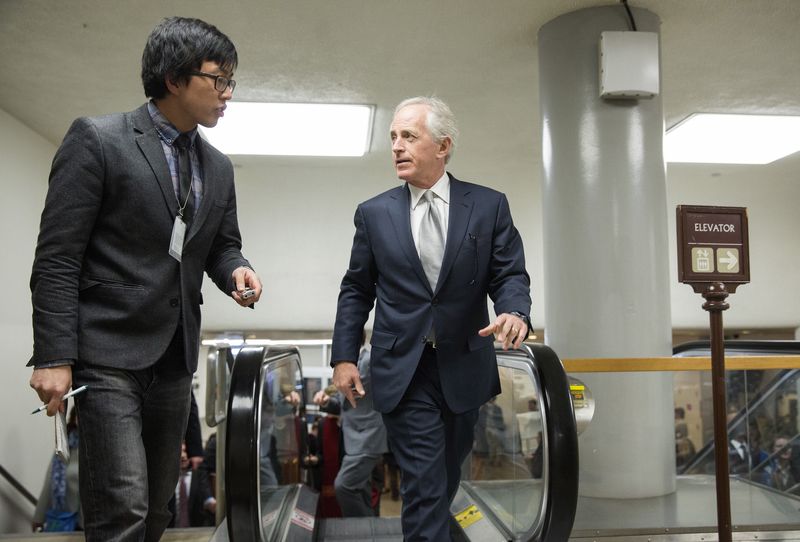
[702,282,731,542]
[676,205,749,542]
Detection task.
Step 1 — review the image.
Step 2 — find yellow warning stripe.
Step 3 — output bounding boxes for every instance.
[455,504,483,529]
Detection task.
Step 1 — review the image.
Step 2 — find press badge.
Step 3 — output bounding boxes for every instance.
[169,216,187,262]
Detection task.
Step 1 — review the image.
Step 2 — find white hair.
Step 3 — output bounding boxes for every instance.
[394,96,458,163]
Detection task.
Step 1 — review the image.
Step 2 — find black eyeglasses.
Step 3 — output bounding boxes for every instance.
[189,71,236,93]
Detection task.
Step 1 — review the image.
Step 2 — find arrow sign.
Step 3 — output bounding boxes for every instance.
[719,250,738,270]
[677,205,748,289]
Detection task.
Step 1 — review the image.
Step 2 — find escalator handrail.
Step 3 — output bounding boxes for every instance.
[498,343,579,542]
[673,339,800,357]
[673,340,800,475]
[0,463,36,507]
[225,345,303,542]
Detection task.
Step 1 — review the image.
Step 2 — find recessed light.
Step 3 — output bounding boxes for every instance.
[665,113,800,164]
[200,102,374,157]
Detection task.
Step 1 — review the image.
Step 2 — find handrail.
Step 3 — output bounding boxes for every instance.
[225,345,304,542]
[561,355,800,372]
[225,346,264,542]
[491,344,580,541]
[0,463,37,506]
[523,343,579,542]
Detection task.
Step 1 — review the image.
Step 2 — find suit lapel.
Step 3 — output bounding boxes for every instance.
[133,105,177,220]
[436,175,473,293]
[386,185,431,291]
[185,137,216,243]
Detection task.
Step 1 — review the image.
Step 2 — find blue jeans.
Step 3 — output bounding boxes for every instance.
[73,333,192,542]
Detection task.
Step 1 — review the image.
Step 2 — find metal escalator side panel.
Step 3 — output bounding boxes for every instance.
[450,485,511,541]
[274,484,317,542]
[206,345,235,427]
[526,344,580,542]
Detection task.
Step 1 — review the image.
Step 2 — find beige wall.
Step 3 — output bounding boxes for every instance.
[0,108,55,533]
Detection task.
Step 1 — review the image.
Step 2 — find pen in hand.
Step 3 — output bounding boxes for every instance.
[31,385,88,415]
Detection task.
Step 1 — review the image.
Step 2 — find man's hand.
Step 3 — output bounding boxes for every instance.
[284,390,301,407]
[332,362,365,408]
[478,313,528,350]
[29,365,73,417]
[189,456,204,470]
[312,390,331,407]
[230,266,262,307]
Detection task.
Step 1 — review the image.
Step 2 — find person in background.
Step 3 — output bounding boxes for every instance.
[202,433,218,497]
[28,17,261,541]
[763,436,798,492]
[169,442,216,527]
[302,420,322,491]
[331,96,531,540]
[314,332,388,516]
[32,407,81,532]
[185,392,205,470]
[484,397,507,467]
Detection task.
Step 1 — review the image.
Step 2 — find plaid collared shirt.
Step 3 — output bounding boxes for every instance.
[147,101,204,212]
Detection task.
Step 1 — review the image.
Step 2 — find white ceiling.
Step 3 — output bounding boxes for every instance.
[2,0,799,334]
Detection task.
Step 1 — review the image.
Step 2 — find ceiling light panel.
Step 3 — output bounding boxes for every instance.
[665,113,800,165]
[200,102,374,157]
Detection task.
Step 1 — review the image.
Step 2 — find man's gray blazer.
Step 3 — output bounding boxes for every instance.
[29,104,250,373]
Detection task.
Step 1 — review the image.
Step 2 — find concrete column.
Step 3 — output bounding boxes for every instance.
[539,6,674,498]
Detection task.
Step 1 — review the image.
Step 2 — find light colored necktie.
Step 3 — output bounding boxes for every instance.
[419,190,445,290]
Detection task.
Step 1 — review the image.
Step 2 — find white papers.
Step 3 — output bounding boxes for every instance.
[55,409,70,463]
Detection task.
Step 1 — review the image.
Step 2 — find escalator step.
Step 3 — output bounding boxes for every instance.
[318,517,404,541]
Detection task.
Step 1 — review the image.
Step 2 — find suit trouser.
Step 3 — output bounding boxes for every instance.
[382,346,479,542]
[334,453,382,517]
[73,328,192,542]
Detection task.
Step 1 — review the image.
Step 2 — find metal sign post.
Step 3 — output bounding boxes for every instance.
[676,205,750,542]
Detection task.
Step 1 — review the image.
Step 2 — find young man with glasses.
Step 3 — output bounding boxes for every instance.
[29,17,261,541]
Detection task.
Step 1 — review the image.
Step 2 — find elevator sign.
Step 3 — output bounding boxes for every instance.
[677,205,749,292]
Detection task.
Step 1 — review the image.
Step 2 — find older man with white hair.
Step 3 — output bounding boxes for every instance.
[331,96,532,541]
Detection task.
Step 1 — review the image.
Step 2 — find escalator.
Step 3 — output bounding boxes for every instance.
[212,343,582,541]
[674,340,800,481]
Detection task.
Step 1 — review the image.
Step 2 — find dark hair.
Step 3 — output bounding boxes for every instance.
[141,17,238,99]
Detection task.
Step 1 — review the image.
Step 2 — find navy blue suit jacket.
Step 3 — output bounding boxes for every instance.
[332,174,531,414]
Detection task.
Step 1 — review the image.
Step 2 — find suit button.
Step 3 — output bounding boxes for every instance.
[432,297,439,305]
[170,297,179,308]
